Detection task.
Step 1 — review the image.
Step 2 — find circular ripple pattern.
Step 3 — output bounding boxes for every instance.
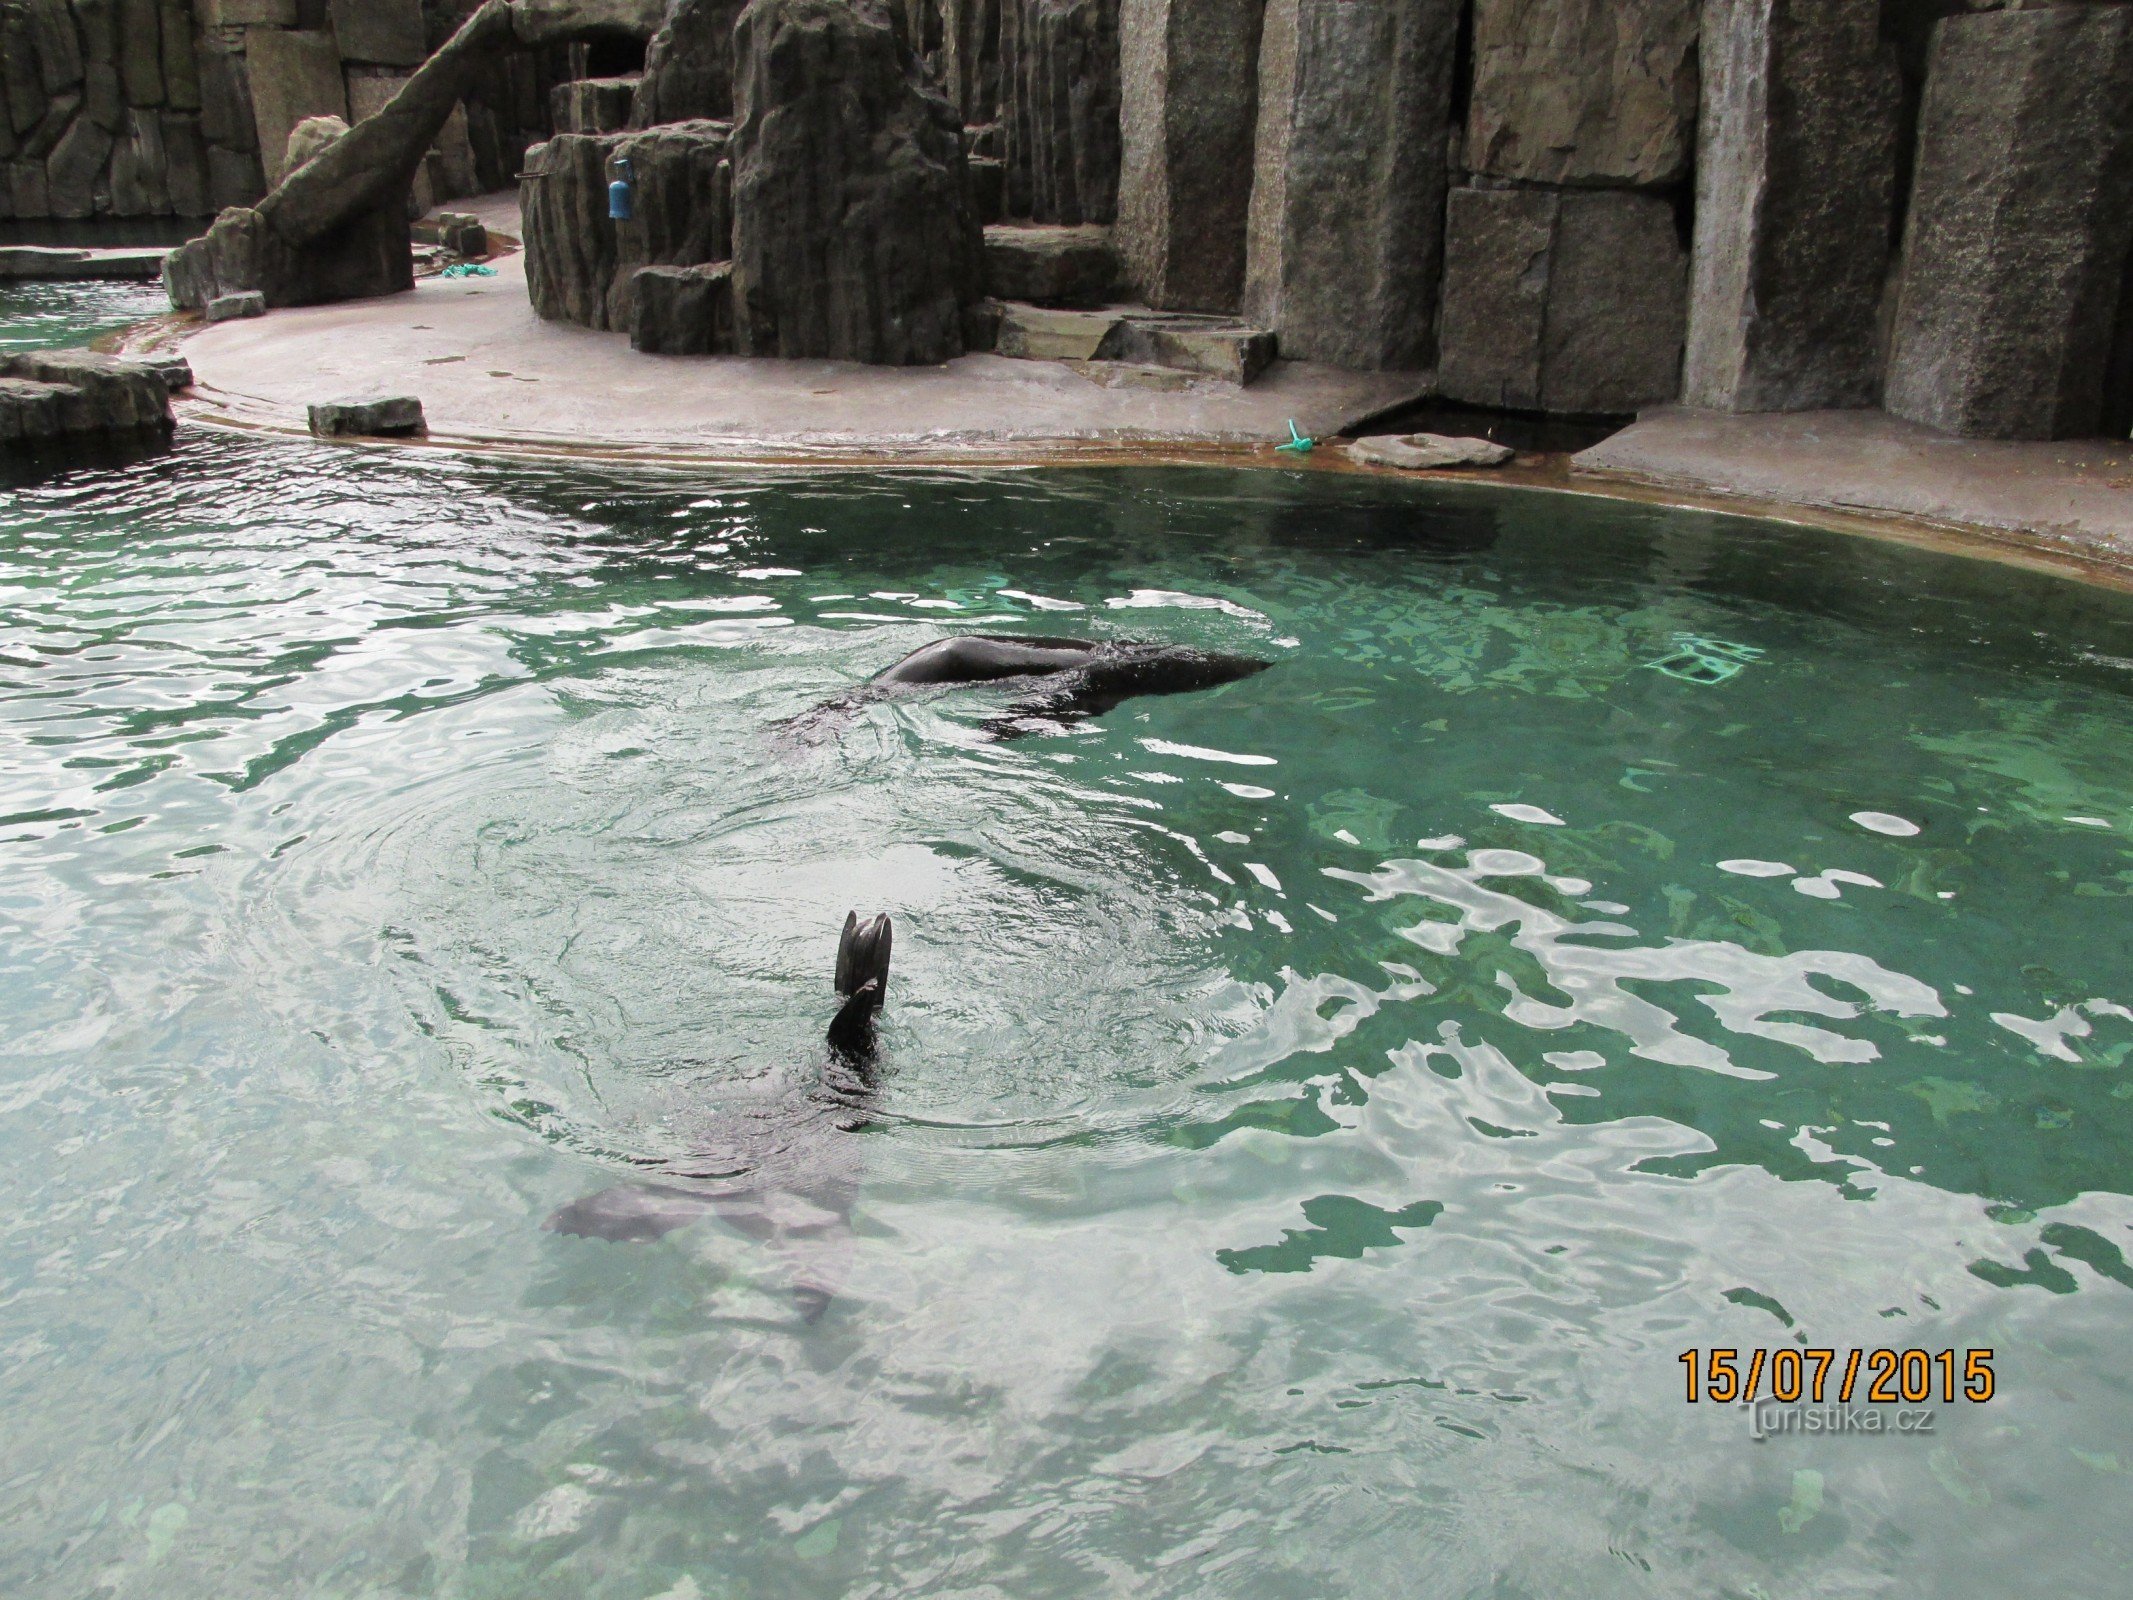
[5,426,2133,1597]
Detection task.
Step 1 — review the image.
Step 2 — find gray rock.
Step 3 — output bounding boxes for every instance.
[1117,0,1264,312]
[205,289,267,320]
[968,153,1005,223]
[160,2,200,112]
[1,350,175,434]
[1883,7,2133,441]
[1346,432,1513,469]
[308,395,427,437]
[523,120,734,328]
[205,144,265,211]
[283,114,351,177]
[1465,0,1696,187]
[9,161,52,219]
[1094,311,1274,384]
[1070,358,1195,391]
[629,261,736,354]
[329,0,429,66]
[1682,0,1900,412]
[46,111,118,220]
[3,10,51,135]
[247,30,350,185]
[0,377,72,443]
[1244,0,1458,371]
[729,0,982,363]
[1437,185,1686,414]
[139,351,194,391]
[553,75,642,133]
[983,222,1117,307]
[512,0,667,47]
[941,0,1002,124]
[441,214,488,256]
[630,0,745,124]
[162,111,208,214]
[117,0,167,108]
[1000,0,1120,226]
[197,36,256,152]
[198,0,297,21]
[0,243,167,278]
[994,303,1122,360]
[26,0,85,96]
[108,108,171,216]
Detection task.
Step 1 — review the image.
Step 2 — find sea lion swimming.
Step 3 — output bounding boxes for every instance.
[543,912,895,1316]
[780,633,1272,742]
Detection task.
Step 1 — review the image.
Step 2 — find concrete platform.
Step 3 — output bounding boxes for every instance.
[1575,406,2133,569]
[161,195,1424,464]
[1,245,170,281]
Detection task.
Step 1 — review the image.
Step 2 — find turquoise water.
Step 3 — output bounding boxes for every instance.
[0,279,171,356]
[6,357,2133,1590]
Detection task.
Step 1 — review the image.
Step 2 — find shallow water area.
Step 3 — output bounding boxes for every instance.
[6,312,2133,1593]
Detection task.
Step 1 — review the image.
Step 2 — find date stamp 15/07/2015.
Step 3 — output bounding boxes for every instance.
[1679,1348,1996,1407]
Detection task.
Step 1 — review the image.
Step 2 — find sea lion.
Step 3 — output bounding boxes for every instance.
[782,633,1272,741]
[544,912,895,1316]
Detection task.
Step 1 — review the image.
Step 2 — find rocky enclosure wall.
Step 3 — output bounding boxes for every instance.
[0,0,577,224]
[503,0,2132,439]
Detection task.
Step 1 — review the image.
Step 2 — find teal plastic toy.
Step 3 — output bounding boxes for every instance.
[1275,419,1314,454]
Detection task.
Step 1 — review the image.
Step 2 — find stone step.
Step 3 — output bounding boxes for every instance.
[983,224,1117,309]
[0,246,171,282]
[0,352,176,449]
[552,75,646,135]
[992,303,1277,385]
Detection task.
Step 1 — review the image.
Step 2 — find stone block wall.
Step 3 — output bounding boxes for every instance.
[0,0,558,223]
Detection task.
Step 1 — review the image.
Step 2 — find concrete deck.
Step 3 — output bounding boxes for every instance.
[161,195,1424,463]
[1575,405,2133,569]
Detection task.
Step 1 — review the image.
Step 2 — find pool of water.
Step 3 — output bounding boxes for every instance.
[7,334,2133,1592]
[0,278,173,358]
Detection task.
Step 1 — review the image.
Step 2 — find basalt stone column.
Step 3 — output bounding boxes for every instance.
[247,29,350,184]
[1682,0,1900,412]
[1116,0,1265,313]
[1883,7,2133,441]
[630,0,745,124]
[1465,0,1698,188]
[1243,0,1457,370]
[999,0,1120,225]
[1437,185,1686,413]
[729,0,982,364]
[941,0,1001,124]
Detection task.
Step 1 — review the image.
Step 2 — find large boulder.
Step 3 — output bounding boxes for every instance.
[1464,0,1699,188]
[0,351,174,446]
[1437,185,1686,414]
[1883,7,2133,440]
[1116,0,1264,312]
[630,0,746,124]
[999,0,1120,225]
[1682,0,1899,412]
[1243,0,1458,371]
[728,0,982,363]
[523,120,734,328]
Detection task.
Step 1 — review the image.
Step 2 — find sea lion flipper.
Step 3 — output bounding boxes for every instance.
[542,1181,719,1243]
[834,911,892,1002]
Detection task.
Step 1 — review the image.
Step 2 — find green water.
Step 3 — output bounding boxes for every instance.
[7,335,2133,1593]
[0,279,171,356]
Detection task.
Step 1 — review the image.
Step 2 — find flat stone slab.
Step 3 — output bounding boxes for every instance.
[1574,406,2133,566]
[1347,433,1515,470]
[994,303,1277,385]
[308,396,428,438]
[0,352,175,447]
[207,292,268,323]
[166,193,1428,457]
[0,245,172,281]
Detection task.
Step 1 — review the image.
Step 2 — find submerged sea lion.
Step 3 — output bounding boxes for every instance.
[544,912,895,1316]
[781,633,1272,741]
